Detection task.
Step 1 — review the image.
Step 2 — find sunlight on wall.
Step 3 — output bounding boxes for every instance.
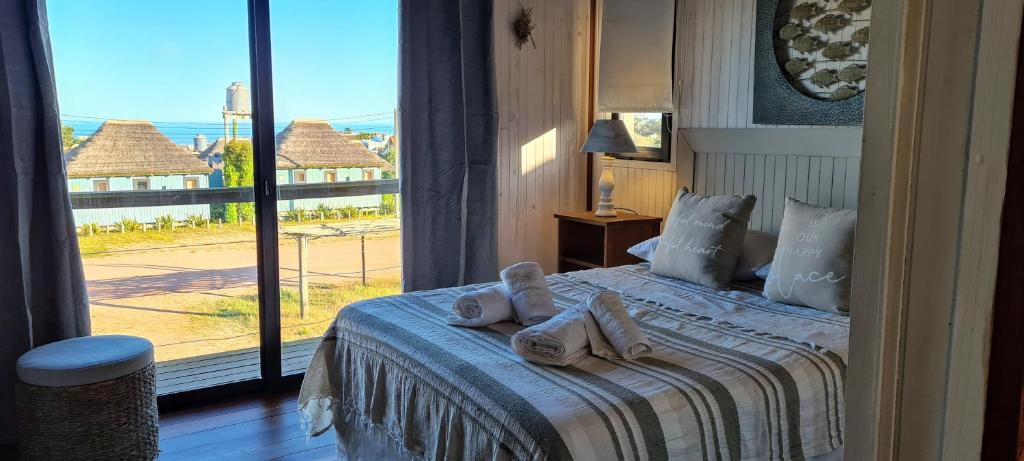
[520,128,558,176]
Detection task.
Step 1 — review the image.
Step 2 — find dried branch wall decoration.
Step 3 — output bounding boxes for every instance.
[514,6,536,50]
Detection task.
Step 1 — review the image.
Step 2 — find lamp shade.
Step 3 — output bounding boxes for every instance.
[580,119,638,154]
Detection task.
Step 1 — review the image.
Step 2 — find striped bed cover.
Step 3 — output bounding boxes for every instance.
[299,265,848,460]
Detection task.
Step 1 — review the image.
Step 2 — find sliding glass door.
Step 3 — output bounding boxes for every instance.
[267,0,401,375]
[47,0,399,400]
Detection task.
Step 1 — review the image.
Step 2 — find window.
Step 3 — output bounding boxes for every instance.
[610,112,673,162]
[362,169,374,180]
[50,0,401,402]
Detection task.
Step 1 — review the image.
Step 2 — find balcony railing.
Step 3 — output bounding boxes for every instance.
[70,178,399,209]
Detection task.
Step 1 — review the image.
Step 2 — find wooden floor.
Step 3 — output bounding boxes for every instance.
[158,389,335,460]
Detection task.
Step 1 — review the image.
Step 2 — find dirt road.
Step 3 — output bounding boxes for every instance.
[84,233,401,361]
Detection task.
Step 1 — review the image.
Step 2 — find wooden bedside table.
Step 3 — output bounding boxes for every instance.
[554,211,662,272]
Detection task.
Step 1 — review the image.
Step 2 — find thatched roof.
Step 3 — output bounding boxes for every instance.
[64,120,213,178]
[199,137,228,162]
[275,119,394,171]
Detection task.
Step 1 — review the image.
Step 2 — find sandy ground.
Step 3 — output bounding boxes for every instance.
[84,232,401,362]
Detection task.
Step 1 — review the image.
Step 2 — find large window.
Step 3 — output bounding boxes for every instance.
[48,0,400,401]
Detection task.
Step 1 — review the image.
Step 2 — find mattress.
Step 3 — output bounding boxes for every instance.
[299,265,849,460]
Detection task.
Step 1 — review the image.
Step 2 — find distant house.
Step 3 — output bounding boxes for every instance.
[198,136,228,187]
[274,119,394,213]
[64,120,213,226]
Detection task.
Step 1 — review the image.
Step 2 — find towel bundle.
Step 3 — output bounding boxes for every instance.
[512,291,653,366]
[446,284,514,327]
[446,261,559,327]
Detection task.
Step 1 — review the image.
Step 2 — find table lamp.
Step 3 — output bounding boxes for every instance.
[580,119,639,217]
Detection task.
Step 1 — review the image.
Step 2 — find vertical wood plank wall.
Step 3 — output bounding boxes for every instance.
[693,152,861,233]
[595,0,862,224]
[495,0,591,273]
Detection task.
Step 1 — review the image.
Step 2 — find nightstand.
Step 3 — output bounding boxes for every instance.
[554,211,662,272]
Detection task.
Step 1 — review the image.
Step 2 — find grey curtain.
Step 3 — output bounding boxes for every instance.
[398,0,499,291]
[0,0,91,444]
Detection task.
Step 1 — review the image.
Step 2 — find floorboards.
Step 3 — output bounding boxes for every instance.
[158,390,334,460]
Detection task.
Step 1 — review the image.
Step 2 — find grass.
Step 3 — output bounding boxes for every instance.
[189,278,401,342]
[77,214,396,258]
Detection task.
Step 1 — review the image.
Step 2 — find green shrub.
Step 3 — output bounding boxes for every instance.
[285,208,307,222]
[155,214,175,230]
[379,194,396,215]
[315,203,333,220]
[185,214,209,228]
[78,223,101,236]
[117,217,142,232]
[340,205,359,219]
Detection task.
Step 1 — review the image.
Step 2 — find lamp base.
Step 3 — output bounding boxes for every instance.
[594,155,617,217]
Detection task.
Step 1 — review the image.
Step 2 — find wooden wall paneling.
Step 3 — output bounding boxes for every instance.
[495,0,589,272]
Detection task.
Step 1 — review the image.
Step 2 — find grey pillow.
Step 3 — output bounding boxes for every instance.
[733,230,777,281]
[651,191,756,289]
[763,198,857,314]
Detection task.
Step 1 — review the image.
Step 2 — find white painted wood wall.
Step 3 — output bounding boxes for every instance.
[594,0,863,227]
[495,0,591,273]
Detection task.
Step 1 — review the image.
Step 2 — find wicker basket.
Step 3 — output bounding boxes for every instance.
[15,363,159,461]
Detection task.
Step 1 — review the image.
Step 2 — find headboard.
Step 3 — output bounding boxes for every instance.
[684,127,862,234]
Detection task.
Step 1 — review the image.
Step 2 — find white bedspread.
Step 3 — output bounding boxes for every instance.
[299,265,849,460]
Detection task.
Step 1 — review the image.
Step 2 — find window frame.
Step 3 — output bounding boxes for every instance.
[324,170,337,183]
[93,179,109,192]
[132,177,150,191]
[184,176,201,189]
[608,112,673,163]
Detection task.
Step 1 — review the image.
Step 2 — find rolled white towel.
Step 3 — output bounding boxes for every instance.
[580,308,619,359]
[586,291,653,360]
[500,262,559,326]
[511,308,590,366]
[446,284,514,327]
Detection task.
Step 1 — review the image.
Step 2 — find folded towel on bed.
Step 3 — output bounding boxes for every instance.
[586,291,653,360]
[580,308,619,359]
[500,262,559,326]
[511,308,591,366]
[446,284,514,327]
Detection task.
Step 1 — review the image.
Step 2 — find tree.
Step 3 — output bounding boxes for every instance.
[222,140,254,223]
[381,145,397,179]
[61,124,79,148]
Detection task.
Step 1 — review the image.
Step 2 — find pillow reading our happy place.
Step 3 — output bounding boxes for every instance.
[651,191,756,289]
[763,198,857,314]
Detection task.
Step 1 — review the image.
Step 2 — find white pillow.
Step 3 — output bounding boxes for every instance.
[627,230,776,282]
[627,236,660,262]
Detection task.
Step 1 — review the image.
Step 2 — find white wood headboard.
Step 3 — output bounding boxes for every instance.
[684,127,862,234]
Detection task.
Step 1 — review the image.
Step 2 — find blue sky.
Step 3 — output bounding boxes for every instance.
[47,0,398,131]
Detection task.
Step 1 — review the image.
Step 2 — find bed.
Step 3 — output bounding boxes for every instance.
[299,264,848,460]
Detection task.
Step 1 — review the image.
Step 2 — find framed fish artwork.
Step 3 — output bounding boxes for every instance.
[753,0,871,125]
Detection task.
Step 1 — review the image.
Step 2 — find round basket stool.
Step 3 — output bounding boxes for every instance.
[15,335,158,461]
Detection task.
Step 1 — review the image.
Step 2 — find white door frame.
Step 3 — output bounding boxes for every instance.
[847,0,1024,458]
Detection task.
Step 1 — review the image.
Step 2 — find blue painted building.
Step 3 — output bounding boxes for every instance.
[64,120,213,226]
[273,119,394,213]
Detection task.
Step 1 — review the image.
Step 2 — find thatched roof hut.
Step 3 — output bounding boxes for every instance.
[275,119,394,171]
[64,120,213,178]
